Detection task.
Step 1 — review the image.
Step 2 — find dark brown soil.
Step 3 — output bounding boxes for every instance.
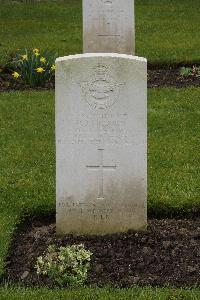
[6,218,200,288]
[148,69,200,88]
[0,77,55,92]
[0,68,200,92]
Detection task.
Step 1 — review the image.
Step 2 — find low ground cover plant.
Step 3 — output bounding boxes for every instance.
[8,48,57,87]
[180,66,200,77]
[35,244,92,287]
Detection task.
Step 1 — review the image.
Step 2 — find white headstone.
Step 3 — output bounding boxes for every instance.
[56,53,147,235]
[83,0,135,54]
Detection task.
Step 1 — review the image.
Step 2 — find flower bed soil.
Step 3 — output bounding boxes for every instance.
[0,68,200,92]
[148,69,200,88]
[5,218,200,288]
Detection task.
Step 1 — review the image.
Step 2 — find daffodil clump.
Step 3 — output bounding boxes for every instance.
[35,244,92,287]
[11,48,57,87]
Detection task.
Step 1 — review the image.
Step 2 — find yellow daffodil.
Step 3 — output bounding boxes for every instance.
[33,48,40,56]
[12,71,21,79]
[35,67,45,73]
[51,64,56,71]
[33,48,39,53]
[40,57,46,64]
[21,54,28,60]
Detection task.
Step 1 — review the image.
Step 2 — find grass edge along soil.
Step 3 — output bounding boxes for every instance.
[0,285,200,300]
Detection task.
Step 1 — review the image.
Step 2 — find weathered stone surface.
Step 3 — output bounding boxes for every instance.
[56,53,147,235]
[83,0,135,54]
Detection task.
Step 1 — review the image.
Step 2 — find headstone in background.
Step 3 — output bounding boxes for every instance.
[83,0,135,54]
[56,53,147,235]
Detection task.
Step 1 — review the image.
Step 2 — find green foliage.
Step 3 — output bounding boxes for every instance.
[35,244,92,286]
[180,67,193,77]
[180,66,200,77]
[9,48,57,87]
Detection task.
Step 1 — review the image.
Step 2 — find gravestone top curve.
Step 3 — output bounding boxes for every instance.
[56,53,146,63]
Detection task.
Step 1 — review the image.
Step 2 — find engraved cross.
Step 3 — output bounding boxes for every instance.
[86,149,116,200]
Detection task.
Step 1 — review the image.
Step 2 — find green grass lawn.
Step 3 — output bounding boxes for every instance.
[0,88,199,281]
[0,0,200,65]
[0,285,200,300]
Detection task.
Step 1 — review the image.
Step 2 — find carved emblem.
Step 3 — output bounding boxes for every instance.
[81,64,120,110]
[101,0,113,4]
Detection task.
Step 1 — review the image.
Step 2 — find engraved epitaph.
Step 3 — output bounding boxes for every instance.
[83,0,135,54]
[56,54,147,235]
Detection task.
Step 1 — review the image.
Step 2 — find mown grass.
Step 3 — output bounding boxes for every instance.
[0,285,200,300]
[0,88,199,279]
[0,91,55,277]
[148,88,200,216]
[0,0,200,65]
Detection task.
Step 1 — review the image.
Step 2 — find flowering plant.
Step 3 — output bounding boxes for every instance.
[10,48,57,87]
[35,244,92,287]
[180,66,200,77]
